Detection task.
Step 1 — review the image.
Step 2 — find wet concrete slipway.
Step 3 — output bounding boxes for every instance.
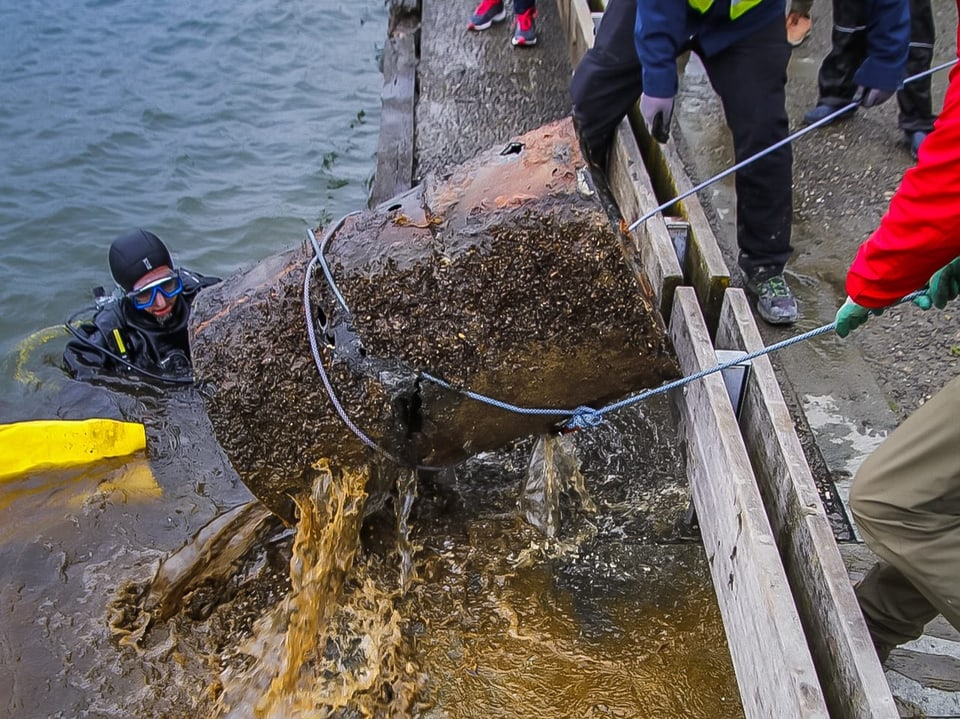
[3,3,959,719]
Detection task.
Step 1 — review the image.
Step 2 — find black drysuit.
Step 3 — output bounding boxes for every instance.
[63,269,220,383]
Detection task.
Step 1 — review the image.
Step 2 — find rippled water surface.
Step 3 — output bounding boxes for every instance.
[0,0,388,397]
[0,1,388,715]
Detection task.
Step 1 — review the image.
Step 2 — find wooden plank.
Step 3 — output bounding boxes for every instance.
[608,121,683,320]
[669,286,828,719]
[553,0,595,67]
[631,109,730,334]
[716,289,898,719]
[370,8,418,206]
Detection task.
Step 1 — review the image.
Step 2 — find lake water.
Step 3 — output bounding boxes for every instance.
[0,0,389,403]
[0,1,389,715]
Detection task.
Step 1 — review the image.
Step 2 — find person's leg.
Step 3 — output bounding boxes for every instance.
[700,17,793,279]
[897,0,936,155]
[791,0,814,13]
[570,0,643,165]
[514,0,535,12]
[851,375,960,647]
[856,561,940,652]
[807,0,867,118]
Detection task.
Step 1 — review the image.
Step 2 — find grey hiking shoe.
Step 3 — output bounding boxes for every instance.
[746,268,798,325]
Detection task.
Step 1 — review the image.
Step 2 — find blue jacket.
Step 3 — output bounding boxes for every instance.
[636,0,909,99]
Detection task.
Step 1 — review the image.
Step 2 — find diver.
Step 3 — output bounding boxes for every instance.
[63,228,221,384]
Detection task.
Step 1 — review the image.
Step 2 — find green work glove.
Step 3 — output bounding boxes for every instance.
[914,257,960,310]
[835,297,879,338]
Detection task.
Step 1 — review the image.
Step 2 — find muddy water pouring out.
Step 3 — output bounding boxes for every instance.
[103,394,743,717]
[215,460,421,718]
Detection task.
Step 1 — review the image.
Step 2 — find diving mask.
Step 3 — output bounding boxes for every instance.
[128,272,183,309]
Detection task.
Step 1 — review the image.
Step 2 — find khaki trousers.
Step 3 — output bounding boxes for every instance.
[850,375,960,647]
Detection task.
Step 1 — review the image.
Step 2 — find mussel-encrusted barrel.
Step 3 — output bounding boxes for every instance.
[190,118,679,519]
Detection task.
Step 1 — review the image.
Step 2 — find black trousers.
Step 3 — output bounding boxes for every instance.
[570,0,793,274]
[818,0,936,132]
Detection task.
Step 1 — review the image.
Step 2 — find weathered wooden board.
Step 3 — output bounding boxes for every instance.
[669,286,829,719]
[370,1,419,206]
[628,108,730,335]
[716,289,898,718]
[608,121,683,320]
[555,0,596,68]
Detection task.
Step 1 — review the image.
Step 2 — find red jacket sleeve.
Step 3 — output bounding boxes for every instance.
[846,56,960,308]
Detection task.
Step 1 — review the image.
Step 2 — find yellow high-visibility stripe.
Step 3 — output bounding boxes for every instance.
[688,0,765,18]
[112,328,127,355]
[730,0,763,18]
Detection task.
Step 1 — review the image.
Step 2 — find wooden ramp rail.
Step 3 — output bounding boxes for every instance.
[554,0,900,716]
[716,291,897,718]
[370,0,419,206]
[670,287,829,718]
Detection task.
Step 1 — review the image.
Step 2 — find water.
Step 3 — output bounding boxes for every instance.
[0,1,389,715]
[0,0,388,401]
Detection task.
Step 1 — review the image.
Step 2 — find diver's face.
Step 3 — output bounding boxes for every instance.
[130,265,180,320]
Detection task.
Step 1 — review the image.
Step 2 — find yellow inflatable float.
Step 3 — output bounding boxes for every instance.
[0,418,146,481]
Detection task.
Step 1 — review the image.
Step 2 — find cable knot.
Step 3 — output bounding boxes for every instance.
[566,406,604,431]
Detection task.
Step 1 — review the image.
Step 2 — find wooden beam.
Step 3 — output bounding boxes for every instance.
[631,109,730,334]
[370,2,418,206]
[669,286,829,719]
[553,0,595,67]
[716,289,898,718]
[608,120,683,320]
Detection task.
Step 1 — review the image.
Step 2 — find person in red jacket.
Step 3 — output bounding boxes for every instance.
[834,17,960,660]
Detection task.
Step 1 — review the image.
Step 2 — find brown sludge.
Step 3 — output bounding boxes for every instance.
[189,118,679,519]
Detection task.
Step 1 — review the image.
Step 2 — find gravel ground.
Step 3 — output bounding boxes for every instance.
[675,1,960,422]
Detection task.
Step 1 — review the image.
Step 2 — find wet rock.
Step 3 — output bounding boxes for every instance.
[190,118,679,519]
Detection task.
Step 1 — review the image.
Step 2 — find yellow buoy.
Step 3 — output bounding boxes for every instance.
[0,419,147,482]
